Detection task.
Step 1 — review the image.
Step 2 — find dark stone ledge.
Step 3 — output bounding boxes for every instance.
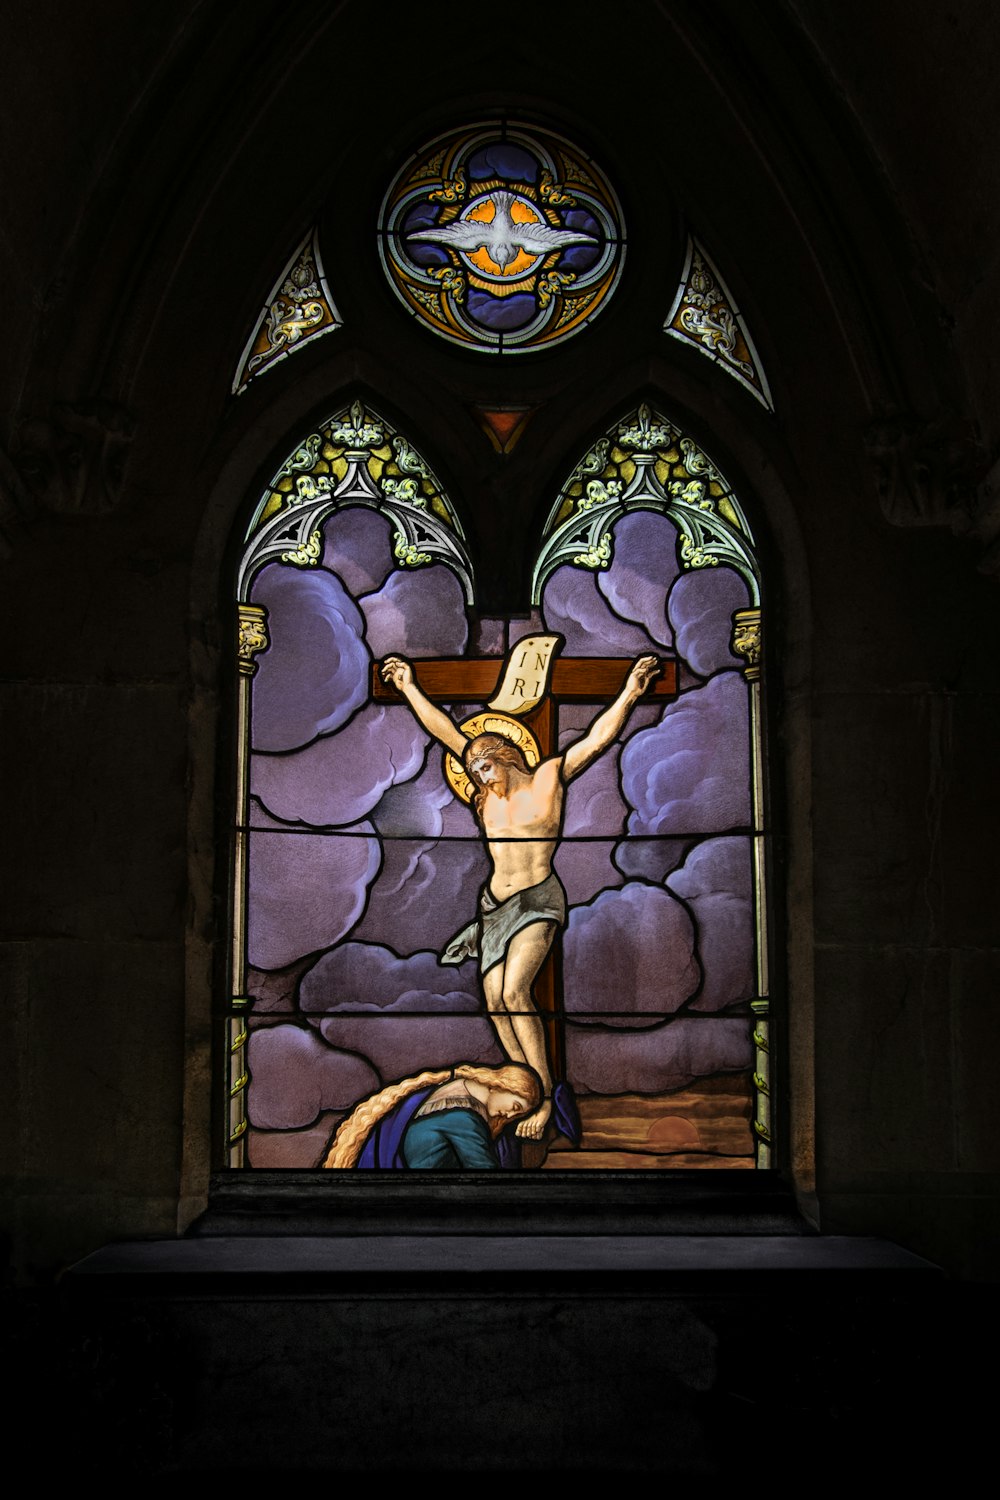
[190,1167,805,1237]
[64,1231,939,1299]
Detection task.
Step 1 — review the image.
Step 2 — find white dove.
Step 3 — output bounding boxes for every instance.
[409,189,595,274]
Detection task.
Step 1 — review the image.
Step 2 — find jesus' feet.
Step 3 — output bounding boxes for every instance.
[515,1096,552,1140]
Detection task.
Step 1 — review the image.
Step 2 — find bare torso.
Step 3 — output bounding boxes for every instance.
[475,757,564,901]
[379,648,660,1142]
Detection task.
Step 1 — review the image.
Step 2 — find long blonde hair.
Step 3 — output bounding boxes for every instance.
[464,734,528,820]
[323,1062,541,1169]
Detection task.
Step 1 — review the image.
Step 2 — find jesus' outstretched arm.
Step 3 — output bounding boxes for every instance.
[561,654,661,782]
[380,655,467,757]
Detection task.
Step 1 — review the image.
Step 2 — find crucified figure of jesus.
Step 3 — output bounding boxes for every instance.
[380,651,661,1142]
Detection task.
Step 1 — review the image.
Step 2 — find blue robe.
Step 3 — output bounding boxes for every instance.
[354,1082,581,1169]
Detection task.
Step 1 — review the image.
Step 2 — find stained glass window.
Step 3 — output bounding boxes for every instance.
[378,121,625,354]
[230,400,770,1171]
[232,229,342,395]
[664,237,773,410]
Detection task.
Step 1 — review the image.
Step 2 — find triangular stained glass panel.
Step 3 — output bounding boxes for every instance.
[664,238,773,411]
[233,229,343,395]
[474,407,535,453]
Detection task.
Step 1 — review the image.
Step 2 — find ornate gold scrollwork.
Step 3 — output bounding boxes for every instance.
[381,475,424,506]
[537,270,575,307]
[578,479,622,511]
[618,402,673,451]
[431,266,467,302]
[330,399,384,449]
[393,532,432,567]
[429,168,467,204]
[679,533,718,569]
[574,531,613,569]
[665,241,773,410]
[237,605,269,676]
[539,170,576,206]
[731,607,762,681]
[280,529,322,567]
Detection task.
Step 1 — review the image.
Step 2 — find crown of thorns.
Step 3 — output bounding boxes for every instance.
[462,732,522,762]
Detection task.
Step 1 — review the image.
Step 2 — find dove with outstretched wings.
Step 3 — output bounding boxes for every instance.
[409,190,596,274]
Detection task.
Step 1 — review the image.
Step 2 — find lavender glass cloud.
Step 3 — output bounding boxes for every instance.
[622,671,751,834]
[666,836,754,1013]
[247,808,380,970]
[250,563,369,752]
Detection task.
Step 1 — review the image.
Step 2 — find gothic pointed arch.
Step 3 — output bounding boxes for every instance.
[533,401,771,1166]
[229,399,475,1163]
[228,394,772,1172]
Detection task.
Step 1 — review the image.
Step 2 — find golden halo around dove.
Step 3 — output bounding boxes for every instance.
[378,121,626,354]
[444,712,542,804]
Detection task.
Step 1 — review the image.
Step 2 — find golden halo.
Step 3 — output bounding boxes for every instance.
[444,712,542,804]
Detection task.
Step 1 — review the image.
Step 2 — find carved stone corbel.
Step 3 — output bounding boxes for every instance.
[238,604,269,675]
[11,399,136,515]
[863,412,989,531]
[731,607,762,681]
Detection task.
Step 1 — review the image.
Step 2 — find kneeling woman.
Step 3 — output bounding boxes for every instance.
[324,1063,542,1170]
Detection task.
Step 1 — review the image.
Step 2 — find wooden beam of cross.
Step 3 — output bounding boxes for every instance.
[372,652,678,1083]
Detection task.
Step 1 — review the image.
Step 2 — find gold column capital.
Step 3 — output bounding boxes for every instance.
[731,606,762,681]
[238,603,269,676]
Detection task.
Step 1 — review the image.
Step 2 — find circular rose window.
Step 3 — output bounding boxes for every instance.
[378,121,625,355]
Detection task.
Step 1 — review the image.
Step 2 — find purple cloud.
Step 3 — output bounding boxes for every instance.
[251,705,428,828]
[613,838,692,884]
[560,700,663,747]
[250,563,369,752]
[246,1025,380,1129]
[318,1015,502,1084]
[321,506,394,596]
[301,942,481,1014]
[668,566,750,677]
[301,940,499,1079]
[360,564,469,659]
[248,1118,338,1169]
[246,954,314,1014]
[247,809,380,970]
[597,512,678,648]
[666,837,754,1013]
[563,884,700,1024]
[563,745,628,838]
[370,753,478,839]
[567,1017,752,1094]
[555,749,630,904]
[542,565,662,657]
[554,840,623,908]
[621,672,751,834]
[353,839,490,955]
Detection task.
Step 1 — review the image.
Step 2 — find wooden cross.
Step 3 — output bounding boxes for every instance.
[373,651,678,1081]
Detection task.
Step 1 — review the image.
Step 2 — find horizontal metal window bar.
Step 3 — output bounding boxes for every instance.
[238,824,762,841]
[221,1008,757,1020]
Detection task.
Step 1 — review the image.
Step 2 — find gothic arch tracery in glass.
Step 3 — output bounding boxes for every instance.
[228,397,771,1171]
[238,398,473,602]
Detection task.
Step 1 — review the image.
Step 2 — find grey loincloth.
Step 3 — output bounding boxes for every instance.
[441,871,567,976]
